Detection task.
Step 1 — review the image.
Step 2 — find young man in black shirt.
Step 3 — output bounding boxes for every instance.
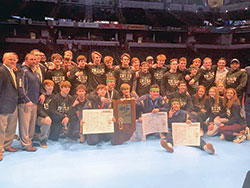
[49,81,73,141]
[36,80,54,148]
[69,55,88,95]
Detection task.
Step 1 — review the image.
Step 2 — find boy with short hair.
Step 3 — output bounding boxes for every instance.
[36,80,54,148]
[49,81,73,141]
[136,61,152,97]
[69,55,88,94]
[160,98,215,155]
[68,84,91,141]
[85,84,113,145]
[136,84,169,120]
[120,83,138,100]
[45,53,67,94]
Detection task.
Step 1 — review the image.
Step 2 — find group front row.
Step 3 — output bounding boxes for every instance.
[1,73,250,161]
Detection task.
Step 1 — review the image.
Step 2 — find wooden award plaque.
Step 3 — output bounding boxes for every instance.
[111,99,136,145]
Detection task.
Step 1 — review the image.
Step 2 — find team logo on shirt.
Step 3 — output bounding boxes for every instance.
[204,72,215,81]
[52,75,65,84]
[43,98,52,110]
[139,77,151,87]
[57,103,70,113]
[168,78,180,88]
[91,67,105,75]
[211,106,221,114]
[226,76,237,85]
[179,99,187,107]
[154,71,164,80]
[191,81,199,89]
[120,70,132,81]
[106,71,114,77]
[77,74,88,84]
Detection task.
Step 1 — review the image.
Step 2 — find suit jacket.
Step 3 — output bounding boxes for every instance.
[0,65,18,114]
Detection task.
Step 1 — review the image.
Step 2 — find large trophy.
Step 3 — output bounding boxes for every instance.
[111,99,136,145]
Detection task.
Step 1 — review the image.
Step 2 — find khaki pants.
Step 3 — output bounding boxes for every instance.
[18,104,37,148]
[0,108,18,154]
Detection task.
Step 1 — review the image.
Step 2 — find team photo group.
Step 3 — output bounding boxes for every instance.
[0,49,250,161]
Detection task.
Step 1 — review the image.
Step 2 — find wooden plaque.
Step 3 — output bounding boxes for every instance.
[111,99,136,145]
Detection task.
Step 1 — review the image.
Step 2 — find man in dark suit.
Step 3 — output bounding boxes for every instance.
[0,52,19,161]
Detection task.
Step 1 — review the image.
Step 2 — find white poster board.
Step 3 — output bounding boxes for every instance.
[82,109,114,134]
[132,112,168,141]
[172,122,200,146]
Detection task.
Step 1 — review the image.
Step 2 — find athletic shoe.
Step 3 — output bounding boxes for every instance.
[40,140,48,148]
[23,146,37,152]
[233,134,246,144]
[0,154,2,161]
[160,140,174,153]
[203,143,215,155]
[5,146,18,152]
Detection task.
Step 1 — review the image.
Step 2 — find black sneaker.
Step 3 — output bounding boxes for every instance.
[40,140,48,148]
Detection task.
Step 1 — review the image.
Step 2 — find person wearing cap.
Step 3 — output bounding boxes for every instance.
[146,56,154,68]
[225,58,247,101]
[114,53,137,95]
[68,55,88,95]
[49,81,73,141]
[136,61,152,97]
[86,51,106,93]
[160,98,215,155]
[136,84,169,120]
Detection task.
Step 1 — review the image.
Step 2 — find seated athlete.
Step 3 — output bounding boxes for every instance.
[160,98,215,155]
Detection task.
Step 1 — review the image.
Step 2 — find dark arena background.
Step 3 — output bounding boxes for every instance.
[0,0,250,66]
[0,1,250,188]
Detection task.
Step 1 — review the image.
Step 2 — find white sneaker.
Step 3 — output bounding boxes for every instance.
[160,140,174,153]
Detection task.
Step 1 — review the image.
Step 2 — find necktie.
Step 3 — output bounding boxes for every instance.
[10,69,17,88]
